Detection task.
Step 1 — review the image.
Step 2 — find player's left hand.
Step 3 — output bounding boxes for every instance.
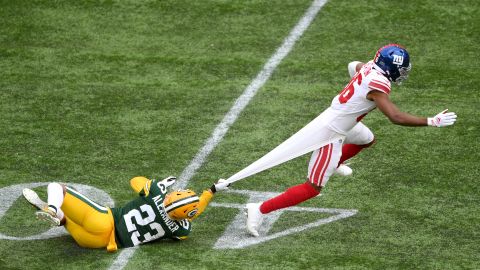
[210,179,231,193]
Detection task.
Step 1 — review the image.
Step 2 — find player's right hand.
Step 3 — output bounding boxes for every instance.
[210,179,231,193]
[428,109,457,127]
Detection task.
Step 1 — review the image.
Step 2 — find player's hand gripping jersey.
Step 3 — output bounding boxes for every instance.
[327,61,391,134]
[111,178,191,248]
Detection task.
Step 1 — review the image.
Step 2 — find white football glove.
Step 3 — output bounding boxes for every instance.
[159,176,176,188]
[428,109,457,127]
[210,179,230,193]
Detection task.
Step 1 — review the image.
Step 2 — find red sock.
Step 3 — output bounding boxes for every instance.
[260,182,320,214]
[338,140,375,166]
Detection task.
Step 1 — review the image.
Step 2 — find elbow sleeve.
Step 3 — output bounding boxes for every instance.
[348,61,362,78]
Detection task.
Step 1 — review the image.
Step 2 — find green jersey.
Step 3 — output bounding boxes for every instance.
[111,179,191,248]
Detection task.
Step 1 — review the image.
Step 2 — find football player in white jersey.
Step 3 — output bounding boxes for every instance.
[246,44,457,237]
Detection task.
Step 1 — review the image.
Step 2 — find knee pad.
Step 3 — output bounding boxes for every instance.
[345,123,375,145]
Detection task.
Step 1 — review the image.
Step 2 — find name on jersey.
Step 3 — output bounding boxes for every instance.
[152,185,179,232]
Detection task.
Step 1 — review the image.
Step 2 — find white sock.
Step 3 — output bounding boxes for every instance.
[47,183,65,220]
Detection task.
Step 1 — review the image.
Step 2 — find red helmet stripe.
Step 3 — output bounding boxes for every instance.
[374,43,406,61]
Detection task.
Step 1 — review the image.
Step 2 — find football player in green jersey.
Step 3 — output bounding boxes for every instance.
[22,176,229,252]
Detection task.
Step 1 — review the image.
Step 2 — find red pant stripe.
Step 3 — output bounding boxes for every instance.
[311,144,331,186]
[318,143,333,186]
[309,146,325,184]
[310,147,323,183]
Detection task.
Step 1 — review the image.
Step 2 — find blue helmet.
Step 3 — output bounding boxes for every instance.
[374,44,411,84]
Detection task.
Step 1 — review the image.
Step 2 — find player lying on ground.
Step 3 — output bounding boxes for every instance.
[23,176,229,252]
[245,44,457,236]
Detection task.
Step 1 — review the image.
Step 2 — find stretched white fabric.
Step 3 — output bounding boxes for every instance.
[226,109,344,183]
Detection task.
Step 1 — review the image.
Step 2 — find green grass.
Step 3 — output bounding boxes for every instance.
[1,0,479,269]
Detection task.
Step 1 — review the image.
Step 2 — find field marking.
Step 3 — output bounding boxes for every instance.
[108,247,138,270]
[110,0,328,269]
[213,201,357,249]
[175,0,329,189]
[211,189,357,249]
[0,182,114,240]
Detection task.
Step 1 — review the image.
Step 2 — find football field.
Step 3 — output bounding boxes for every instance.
[1,0,479,269]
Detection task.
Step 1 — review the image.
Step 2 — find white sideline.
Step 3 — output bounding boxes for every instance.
[108,0,328,269]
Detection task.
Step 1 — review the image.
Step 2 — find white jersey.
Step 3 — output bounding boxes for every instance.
[227,61,390,184]
[324,60,391,134]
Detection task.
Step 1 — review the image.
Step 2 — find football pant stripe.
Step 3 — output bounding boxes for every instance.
[313,145,330,186]
[66,186,108,213]
[311,144,331,186]
[309,146,326,184]
[318,143,333,186]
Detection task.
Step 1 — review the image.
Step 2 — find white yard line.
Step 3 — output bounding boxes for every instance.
[176,0,328,189]
[108,0,328,268]
[108,247,138,270]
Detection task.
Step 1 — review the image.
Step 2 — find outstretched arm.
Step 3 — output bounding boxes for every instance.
[368,91,427,126]
[191,190,214,220]
[368,90,457,127]
[190,179,230,220]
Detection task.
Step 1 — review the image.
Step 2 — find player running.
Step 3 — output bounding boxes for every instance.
[23,176,229,251]
[245,44,457,237]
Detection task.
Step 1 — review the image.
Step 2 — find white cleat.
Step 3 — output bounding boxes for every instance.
[245,203,263,237]
[35,208,61,227]
[23,188,47,210]
[335,164,353,176]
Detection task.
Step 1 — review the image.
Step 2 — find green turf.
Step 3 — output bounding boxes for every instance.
[0,0,479,269]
